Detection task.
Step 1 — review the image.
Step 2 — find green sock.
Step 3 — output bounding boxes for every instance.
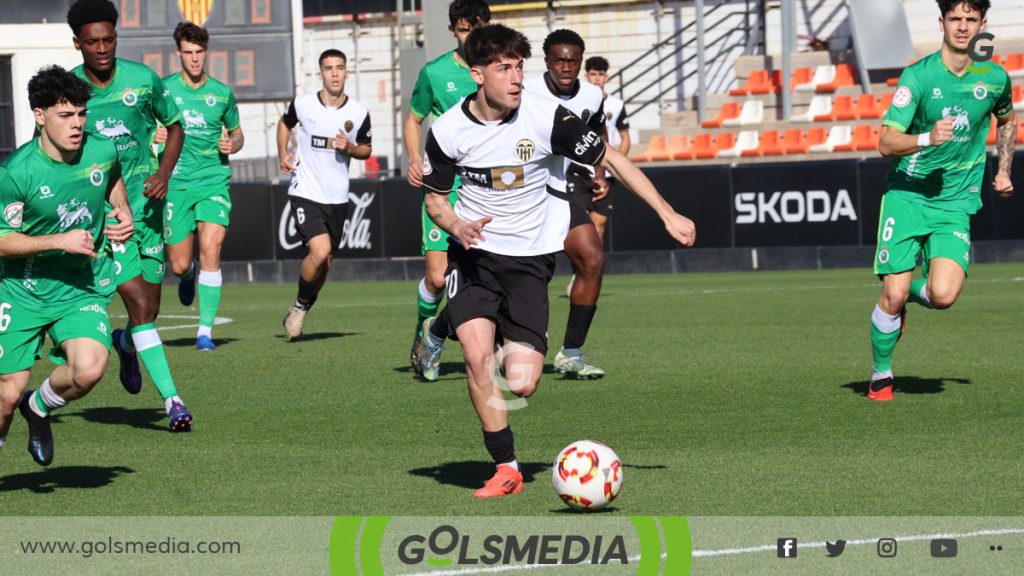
[130,323,178,401]
[870,304,901,375]
[198,269,223,333]
[416,279,443,337]
[907,278,932,308]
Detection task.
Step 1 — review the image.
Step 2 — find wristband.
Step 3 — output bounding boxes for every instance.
[917,132,931,148]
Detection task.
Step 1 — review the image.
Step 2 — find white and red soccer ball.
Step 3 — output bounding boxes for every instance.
[552,440,623,511]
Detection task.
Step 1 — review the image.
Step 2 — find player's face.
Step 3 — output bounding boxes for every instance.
[35,101,88,153]
[545,44,583,92]
[74,21,118,74]
[473,56,525,112]
[177,39,207,80]
[451,18,485,53]
[940,4,985,53]
[586,69,608,90]
[318,56,348,97]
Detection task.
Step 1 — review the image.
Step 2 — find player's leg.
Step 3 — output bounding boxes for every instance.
[165,190,199,307]
[284,198,335,341]
[0,300,46,451]
[915,211,971,310]
[411,194,455,373]
[195,220,227,350]
[557,191,606,379]
[0,371,30,460]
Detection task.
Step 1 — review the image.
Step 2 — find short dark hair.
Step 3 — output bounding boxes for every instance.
[585,56,609,72]
[67,0,119,37]
[28,65,93,110]
[936,0,990,17]
[319,49,347,68]
[174,21,209,49]
[543,29,585,58]
[449,0,491,27]
[464,24,531,68]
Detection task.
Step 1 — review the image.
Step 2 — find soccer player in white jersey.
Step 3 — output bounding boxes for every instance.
[584,55,630,240]
[522,29,612,379]
[418,24,695,498]
[277,49,372,341]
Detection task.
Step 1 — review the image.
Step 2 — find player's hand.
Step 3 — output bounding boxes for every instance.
[664,212,696,247]
[994,171,1014,198]
[334,130,350,154]
[218,127,233,154]
[153,126,168,145]
[280,152,297,174]
[592,174,610,202]
[452,216,492,249]
[104,206,134,243]
[407,160,424,188]
[56,229,97,258]
[930,117,955,146]
[142,172,169,200]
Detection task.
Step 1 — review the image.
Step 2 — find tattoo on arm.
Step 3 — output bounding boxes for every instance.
[997,119,1017,175]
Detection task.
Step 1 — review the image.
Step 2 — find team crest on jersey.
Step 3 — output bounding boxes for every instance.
[4,202,24,227]
[893,86,912,108]
[973,82,988,100]
[421,154,433,176]
[205,94,217,107]
[122,88,138,107]
[95,118,131,139]
[89,165,104,186]
[516,139,536,162]
[344,120,354,132]
[57,199,93,230]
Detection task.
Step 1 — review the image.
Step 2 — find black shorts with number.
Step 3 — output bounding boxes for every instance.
[289,195,350,250]
[444,248,556,354]
[564,167,596,229]
[588,177,615,216]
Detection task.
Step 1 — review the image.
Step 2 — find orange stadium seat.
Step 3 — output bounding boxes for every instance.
[702,102,741,128]
[990,54,1003,65]
[669,135,695,160]
[856,94,883,119]
[712,132,738,157]
[688,133,716,159]
[806,127,828,149]
[629,135,666,163]
[831,95,857,121]
[649,135,690,162]
[834,124,873,152]
[879,92,894,115]
[1003,53,1023,75]
[730,70,774,96]
[816,63,855,92]
[1012,85,1023,110]
[742,130,779,157]
[1018,115,1024,144]
[987,117,997,146]
[778,128,810,154]
[886,76,900,87]
[790,67,813,91]
[858,125,880,151]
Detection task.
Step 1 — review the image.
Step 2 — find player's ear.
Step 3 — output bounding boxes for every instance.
[470,66,484,85]
[32,107,45,128]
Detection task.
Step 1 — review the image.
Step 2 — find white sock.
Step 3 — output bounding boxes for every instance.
[199,268,223,287]
[871,304,901,334]
[197,325,212,338]
[917,284,932,308]
[872,369,894,382]
[502,460,519,471]
[30,378,67,417]
[131,327,162,353]
[418,278,443,303]
[164,395,183,414]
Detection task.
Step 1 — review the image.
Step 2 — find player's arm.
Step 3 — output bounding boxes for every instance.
[277,99,299,174]
[0,170,97,258]
[421,131,490,248]
[404,112,427,187]
[589,100,610,200]
[143,120,183,200]
[617,105,631,156]
[878,120,953,158]
[220,92,245,155]
[336,113,372,160]
[103,161,134,243]
[601,148,695,247]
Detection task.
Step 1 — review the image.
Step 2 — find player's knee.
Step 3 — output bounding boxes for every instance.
[71,359,108,392]
[578,246,605,278]
[426,269,446,293]
[308,247,331,268]
[0,386,21,417]
[508,378,538,398]
[929,288,959,310]
[879,289,908,315]
[170,257,191,277]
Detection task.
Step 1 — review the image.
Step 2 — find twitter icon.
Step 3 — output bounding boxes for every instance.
[826,540,847,558]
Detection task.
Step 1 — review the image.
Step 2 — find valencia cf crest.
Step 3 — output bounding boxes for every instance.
[344,120,354,132]
[516,139,535,162]
[178,0,214,27]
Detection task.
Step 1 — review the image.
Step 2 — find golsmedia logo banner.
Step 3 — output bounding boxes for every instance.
[330,516,691,575]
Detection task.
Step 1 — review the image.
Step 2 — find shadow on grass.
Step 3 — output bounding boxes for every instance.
[409,461,549,490]
[162,337,239,347]
[0,465,134,493]
[274,332,358,342]
[393,362,467,378]
[67,407,166,432]
[622,463,668,471]
[842,376,971,396]
[548,506,621,514]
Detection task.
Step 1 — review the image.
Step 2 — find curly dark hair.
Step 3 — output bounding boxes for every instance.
[936,0,990,17]
[449,0,491,27]
[543,29,585,59]
[174,21,209,49]
[67,0,119,36]
[28,65,93,110]
[464,24,531,68]
[585,56,609,72]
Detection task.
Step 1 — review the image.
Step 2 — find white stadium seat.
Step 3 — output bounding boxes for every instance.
[718,130,760,158]
[723,99,764,127]
[796,65,836,92]
[809,125,852,153]
[792,96,832,123]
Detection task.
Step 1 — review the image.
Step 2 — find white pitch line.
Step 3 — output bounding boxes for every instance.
[108,314,233,331]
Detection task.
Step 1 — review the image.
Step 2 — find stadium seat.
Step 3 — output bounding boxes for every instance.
[816,63,855,92]
[778,128,810,154]
[879,92,894,116]
[790,67,813,91]
[717,131,757,158]
[987,117,997,146]
[793,95,831,122]
[742,130,778,157]
[835,124,877,152]
[668,135,695,160]
[1013,85,1023,112]
[649,135,690,162]
[809,125,852,153]
[990,54,1003,65]
[1003,53,1024,77]
[1018,115,1024,144]
[885,76,900,87]
[701,102,741,128]
[724,99,764,126]
[796,65,835,92]
[689,133,718,159]
[730,69,775,96]
[629,135,666,162]
[856,94,883,119]
[831,95,857,121]
[805,127,828,149]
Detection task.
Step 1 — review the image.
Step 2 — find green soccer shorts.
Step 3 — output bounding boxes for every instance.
[421,184,460,254]
[873,193,972,277]
[165,186,231,245]
[112,204,166,286]
[0,295,112,374]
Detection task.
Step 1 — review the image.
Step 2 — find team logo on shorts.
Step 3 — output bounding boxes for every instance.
[4,202,24,227]
[893,86,912,108]
[205,94,217,107]
[97,322,108,336]
[878,249,890,264]
[973,82,988,100]
[429,228,442,242]
[344,120,354,132]
[122,88,138,107]
[421,154,433,176]
[90,165,104,186]
[516,139,536,162]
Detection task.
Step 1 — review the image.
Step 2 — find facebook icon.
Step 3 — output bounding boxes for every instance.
[777,538,798,558]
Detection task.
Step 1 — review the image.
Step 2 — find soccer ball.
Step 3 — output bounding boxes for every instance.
[552,440,623,511]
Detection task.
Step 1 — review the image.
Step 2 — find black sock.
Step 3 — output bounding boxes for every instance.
[295,276,319,310]
[482,426,516,465]
[563,304,597,350]
[431,306,452,340]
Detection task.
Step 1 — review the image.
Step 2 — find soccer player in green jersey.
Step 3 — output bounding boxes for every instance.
[67,0,193,430]
[0,66,133,466]
[404,0,490,376]
[869,0,1016,401]
[157,22,244,352]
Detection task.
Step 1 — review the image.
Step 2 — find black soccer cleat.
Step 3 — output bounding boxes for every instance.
[19,391,54,466]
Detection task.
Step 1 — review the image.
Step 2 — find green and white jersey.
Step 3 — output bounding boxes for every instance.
[162,72,240,192]
[882,51,1014,214]
[73,58,182,216]
[409,50,477,119]
[0,135,119,304]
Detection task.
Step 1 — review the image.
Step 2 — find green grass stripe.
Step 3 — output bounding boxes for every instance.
[329,516,363,576]
[658,516,692,575]
[358,516,391,575]
[629,516,662,576]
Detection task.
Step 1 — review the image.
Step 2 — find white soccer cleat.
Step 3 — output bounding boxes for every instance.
[553,348,606,380]
[283,306,306,342]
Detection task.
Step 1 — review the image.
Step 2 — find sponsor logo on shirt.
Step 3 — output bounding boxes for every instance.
[3,202,24,227]
[183,109,208,130]
[175,96,184,105]
[574,131,600,157]
[932,87,943,99]
[345,120,354,132]
[446,81,458,92]
[144,245,164,255]
[954,231,970,244]
[95,118,132,139]
[461,166,526,191]
[80,303,109,316]
[57,199,93,230]
[942,106,971,141]
[39,185,53,199]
